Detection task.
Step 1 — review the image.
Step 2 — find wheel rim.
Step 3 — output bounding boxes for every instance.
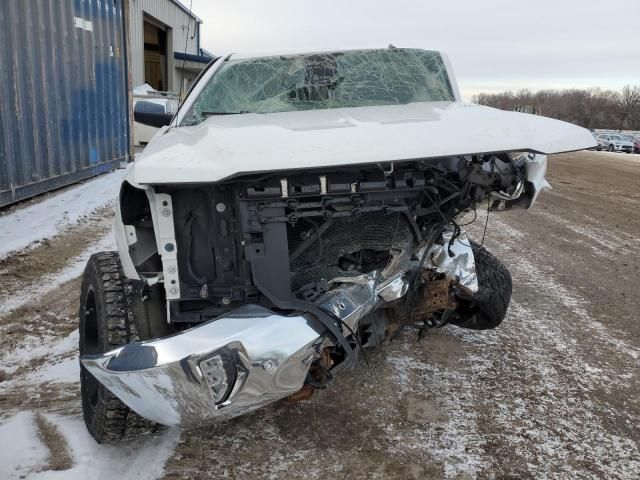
[81,287,101,408]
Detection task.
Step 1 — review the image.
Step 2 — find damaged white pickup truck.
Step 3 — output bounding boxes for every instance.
[79,48,596,442]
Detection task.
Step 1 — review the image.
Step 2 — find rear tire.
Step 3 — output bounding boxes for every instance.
[79,251,158,443]
[450,242,512,330]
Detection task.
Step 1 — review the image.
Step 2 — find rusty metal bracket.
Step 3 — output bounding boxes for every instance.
[413,272,457,321]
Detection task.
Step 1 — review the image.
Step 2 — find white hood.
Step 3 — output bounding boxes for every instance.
[132,102,596,184]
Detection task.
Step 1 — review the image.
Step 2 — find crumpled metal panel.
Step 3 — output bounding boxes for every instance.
[82,223,481,427]
[317,270,410,331]
[82,304,323,426]
[81,275,412,426]
[425,230,479,293]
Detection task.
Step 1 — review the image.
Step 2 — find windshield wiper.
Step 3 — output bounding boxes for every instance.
[201,110,250,117]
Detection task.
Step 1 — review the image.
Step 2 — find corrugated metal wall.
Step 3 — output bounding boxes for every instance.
[129,0,199,91]
[0,0,129,207]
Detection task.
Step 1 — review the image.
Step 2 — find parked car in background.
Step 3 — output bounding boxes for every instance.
[132,84,179,146]
[621,135,640,154]
[596,134,634,153]
[513,105,541,115]
[588,133,602,151]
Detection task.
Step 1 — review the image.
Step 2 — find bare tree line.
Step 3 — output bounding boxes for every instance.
[472,86,640,130]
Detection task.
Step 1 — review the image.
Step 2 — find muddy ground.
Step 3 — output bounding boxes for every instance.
[0,151,639,479]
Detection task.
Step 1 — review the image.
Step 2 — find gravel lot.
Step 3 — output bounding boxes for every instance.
[0,150,638,479]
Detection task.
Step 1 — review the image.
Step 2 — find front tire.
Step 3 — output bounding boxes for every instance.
[450,242,512,330]
[79,252,158,443]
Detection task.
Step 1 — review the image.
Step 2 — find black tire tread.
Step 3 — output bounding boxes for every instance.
[80,251,159,443]
[452,242,512,330]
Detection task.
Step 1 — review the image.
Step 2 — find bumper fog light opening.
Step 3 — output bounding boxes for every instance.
[198,349,238,405]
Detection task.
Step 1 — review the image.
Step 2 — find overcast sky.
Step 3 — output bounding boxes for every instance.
[187,0,639,100]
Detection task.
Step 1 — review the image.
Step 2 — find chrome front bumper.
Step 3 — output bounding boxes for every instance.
[81,230,479,427]
[80,275,412,427]
[81,305,323,427]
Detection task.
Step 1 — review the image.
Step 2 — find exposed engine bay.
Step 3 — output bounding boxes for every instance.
[139,153,526,314]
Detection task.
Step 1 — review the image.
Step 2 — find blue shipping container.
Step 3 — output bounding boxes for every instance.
[0,0,130,207]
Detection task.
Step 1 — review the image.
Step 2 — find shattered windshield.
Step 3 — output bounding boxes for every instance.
[182,49,454,126]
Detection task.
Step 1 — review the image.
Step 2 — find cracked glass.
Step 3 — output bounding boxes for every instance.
[182,49,454,126]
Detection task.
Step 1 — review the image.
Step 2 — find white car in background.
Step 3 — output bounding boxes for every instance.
[596,134,634,153]
[132,84,179,146]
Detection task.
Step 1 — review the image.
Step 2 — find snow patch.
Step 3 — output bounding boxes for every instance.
[0,330,78,377]
[30,414,180,480]
[0,412,180,480]
[485,301,640,478]
[26,356,80,385]
[0,330,81,394]
[0,412,49,479]
[511,254,639,361]
[0,233,116,318]
[386,345,488,478]
[0,168,126,258]
[485,216,639,361]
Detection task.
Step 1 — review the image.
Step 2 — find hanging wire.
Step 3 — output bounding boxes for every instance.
[178,0,194,100]
[481,198,490,245]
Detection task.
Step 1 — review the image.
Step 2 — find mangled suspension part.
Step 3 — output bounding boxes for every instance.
[413,271,457,319]
[287,347,335,402]
[363,228,480,340]
[410,229,479,327]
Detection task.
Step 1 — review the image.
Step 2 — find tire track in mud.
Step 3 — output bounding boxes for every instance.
[461,301,638,479]
[0,209,115,431]
[460,213,640,478]
[526,205,639,260]
[0,205,115,315]
[484,215,639,362]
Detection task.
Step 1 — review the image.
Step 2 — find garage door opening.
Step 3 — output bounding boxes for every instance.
[143,16,168,92]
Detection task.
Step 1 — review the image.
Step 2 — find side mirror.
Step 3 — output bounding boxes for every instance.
[134,101,174,128]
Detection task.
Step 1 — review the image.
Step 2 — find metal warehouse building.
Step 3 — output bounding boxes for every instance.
[129,0,212,96]
[0,0,212,207]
